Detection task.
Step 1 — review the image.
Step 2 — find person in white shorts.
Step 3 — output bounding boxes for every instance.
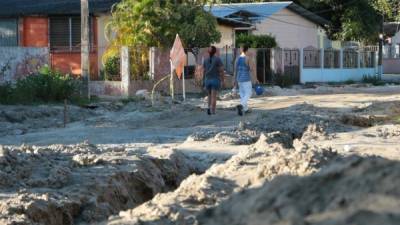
[233,45,259,116]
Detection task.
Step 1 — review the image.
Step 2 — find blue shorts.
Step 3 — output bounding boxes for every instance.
[204,79,221,91]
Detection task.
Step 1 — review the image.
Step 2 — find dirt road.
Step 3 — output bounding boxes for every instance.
[1,84,400,225]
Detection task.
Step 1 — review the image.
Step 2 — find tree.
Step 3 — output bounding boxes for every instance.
[104,0,221,78]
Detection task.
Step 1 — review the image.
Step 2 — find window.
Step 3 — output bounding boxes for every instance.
[49,16,93,51]
[0,18,18,46]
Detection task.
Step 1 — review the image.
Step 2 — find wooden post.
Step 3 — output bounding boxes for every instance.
[64,99,68,128]
[81,0,90,100]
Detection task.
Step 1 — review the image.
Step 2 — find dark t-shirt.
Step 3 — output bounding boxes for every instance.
[203,56,223,80]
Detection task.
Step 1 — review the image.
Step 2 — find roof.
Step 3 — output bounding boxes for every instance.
[206,2,291,20]
[216,17,252,28]
[0,0,121,17]
[206,2,329,27]
[384,22,400,37]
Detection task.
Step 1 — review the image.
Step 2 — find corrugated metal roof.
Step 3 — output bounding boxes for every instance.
[0,0,120,17]
[205,2,292,21]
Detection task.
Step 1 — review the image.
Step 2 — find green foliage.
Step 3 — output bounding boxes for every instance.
[362,74,385,86]
[0,66,82,105]
[236,34,277,48]
[273,72,294,88]
[344,79,355,85]
[104,0,221,79]
[104,56,121,81]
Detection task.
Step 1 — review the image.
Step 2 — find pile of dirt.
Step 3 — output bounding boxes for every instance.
[198,156,400,225]
[376,125,400,138]
[0,143,199,225]
[246,103,347,140]
[0,105,97,136]
[107,132,338,225]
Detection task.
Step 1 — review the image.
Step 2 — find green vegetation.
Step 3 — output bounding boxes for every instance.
[273,73,294,88]
[236,34,277,48]
[344,79,356,85]
[104,0,221,79]
[0,66,83,105]
[104,56,121,81]
[362,74,385,86]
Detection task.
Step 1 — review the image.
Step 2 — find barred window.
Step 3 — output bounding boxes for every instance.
[0,18,18,46]
[49,16,93,51]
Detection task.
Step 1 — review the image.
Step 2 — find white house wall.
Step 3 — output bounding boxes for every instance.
[253,8,322,49]
[215,24,234,48]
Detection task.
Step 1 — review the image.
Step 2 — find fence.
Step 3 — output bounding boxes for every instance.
[301,48,377,83]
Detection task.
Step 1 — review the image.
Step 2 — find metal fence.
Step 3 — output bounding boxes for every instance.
[360,51,375,68]
[343,49,358,68]
[303,48,321,68]
[324,49,340,68]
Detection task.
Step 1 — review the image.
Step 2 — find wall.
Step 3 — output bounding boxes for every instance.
[301,68,377,83]
[383,58,400,74]
[253,8,320,48]
[215,24,234,48]
[50,52,99,79]
[0,47,49,84]
[22,17,49,47]
[300,48,377,83]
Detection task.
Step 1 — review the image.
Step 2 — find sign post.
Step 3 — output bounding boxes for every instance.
[170,34,186,102]
[182,64,186,101]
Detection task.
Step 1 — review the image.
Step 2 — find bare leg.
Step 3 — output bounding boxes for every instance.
[207,90,212,115]
[211,89,217,114]
[208,90,211,109]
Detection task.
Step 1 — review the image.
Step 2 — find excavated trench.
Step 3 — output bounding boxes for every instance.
[2,101,395,225]
[0,143,211,225]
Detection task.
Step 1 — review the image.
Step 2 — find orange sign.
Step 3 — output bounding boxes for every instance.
[170,34,186,79]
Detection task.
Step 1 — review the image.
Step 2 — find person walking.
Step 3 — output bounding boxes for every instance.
[203,46,225,115]
[233,45,258,116]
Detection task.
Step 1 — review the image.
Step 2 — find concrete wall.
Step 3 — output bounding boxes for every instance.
[301,68,377,83]
[383,58,400,74]
[300,48,377,83]
[50,52,99,79]
[253,8,321,48]
[0,47,49,84]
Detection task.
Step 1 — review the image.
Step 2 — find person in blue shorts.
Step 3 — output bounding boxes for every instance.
[203,46,225,115]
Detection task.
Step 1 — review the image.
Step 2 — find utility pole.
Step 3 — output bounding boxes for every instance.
[81,0,90,100]
[378,14,384,79]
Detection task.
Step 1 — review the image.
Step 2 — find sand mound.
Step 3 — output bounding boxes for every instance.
[0,143,198,225]
[198,156,400,225]
[0,105,97,136]
[108,133,338,225]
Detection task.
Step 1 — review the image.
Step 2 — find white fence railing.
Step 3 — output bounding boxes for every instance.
[300,48,377,83]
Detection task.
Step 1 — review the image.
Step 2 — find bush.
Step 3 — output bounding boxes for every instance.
[362,74,384,86]
[0,66,82,105]
[236,34,277,48]
[273,72,293,88]
[344,79,355,85]
[104,56,120,80]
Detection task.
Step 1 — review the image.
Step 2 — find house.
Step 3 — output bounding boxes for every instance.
[206,2,331,49]
[0,0,119,79]
[383,22,400,74]
[383,22,400,58]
